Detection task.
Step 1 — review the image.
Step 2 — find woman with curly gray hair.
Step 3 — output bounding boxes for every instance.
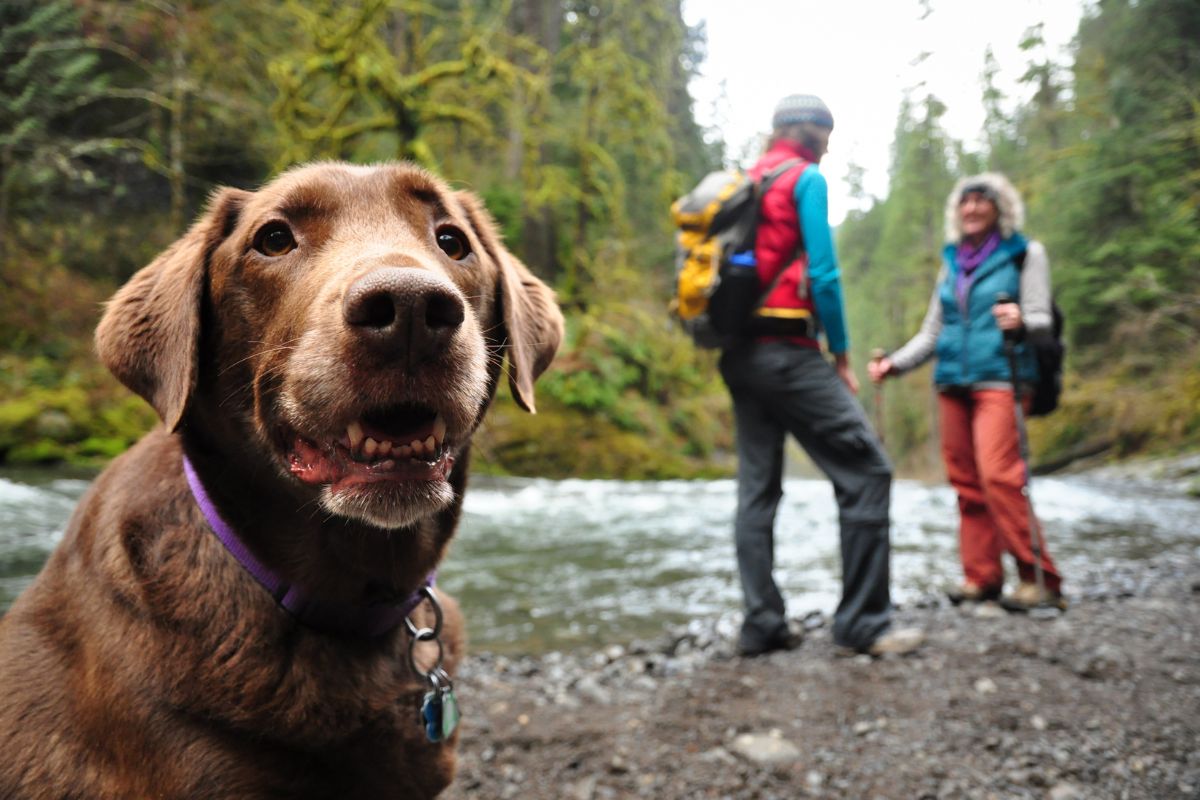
[868,173,1065,612]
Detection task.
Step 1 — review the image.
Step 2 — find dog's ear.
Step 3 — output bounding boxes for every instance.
[453,190,563,413]
[497,250,564,413]
[95,188,247,431]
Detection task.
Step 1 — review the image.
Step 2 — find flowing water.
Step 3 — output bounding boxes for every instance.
[2,465,1198,654]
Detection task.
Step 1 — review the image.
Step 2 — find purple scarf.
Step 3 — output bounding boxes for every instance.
[954,230,1001,309]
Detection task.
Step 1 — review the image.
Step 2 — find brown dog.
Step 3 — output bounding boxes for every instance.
[0,162,562,798]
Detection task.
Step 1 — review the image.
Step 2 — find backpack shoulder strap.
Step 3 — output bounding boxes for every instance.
[758,158,807,194]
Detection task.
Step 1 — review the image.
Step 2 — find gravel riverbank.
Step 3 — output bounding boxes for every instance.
[442,550,1200,800]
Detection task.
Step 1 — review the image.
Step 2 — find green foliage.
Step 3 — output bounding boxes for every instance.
[0,354,157,466]
[268,0,529,167]
[840,94,958,472]
[840,0,1200,470]
[1025,0,1200,350]
[530,284,734,475]
[0,0,107,262]
[4,0,1196,478]
[473,393,731,480]
[0,0,722,477]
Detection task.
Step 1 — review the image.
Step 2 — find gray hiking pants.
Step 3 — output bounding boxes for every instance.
[719,342,894,651]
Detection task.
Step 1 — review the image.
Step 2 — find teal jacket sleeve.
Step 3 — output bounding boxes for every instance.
[794,168,849,354]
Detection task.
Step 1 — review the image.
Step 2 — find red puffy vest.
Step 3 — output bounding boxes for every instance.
[748,140,819,346]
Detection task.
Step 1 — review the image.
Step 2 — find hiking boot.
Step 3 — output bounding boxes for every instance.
[737,627,804,658]
[867,627,926,657]
[836,626,926,658]
[946,582,1002,606]
[1000,582,1067,613]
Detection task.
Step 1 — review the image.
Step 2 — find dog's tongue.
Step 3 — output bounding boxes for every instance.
[288,437,452,490]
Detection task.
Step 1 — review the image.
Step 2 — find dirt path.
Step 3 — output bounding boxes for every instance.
[443,556,1200,799]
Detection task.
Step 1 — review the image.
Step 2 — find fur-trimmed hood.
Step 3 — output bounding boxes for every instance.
[944,172,1025,243]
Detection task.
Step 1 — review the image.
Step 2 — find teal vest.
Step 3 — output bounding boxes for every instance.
[933,234,1039,387]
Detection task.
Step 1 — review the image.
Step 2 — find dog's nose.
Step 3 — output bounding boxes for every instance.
[344,268,465,364]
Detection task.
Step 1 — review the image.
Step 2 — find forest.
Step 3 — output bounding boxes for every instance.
[1,0,1197,479]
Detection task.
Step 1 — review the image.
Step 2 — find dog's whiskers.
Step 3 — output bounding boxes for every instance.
[220,338,304,375]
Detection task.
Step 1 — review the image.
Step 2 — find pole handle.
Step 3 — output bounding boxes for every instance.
[994,292,1020,342]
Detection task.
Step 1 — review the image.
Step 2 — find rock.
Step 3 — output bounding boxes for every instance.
[729,732,802,765]
[1045,782,1085,800]
[802,610,826,630]
[974,602,1008,619]
[697,747,736,765]
[1031,715,1048,731]
[1073,643,1132,680]
[974,677,999,694]
[853,718,887,736]
[574,676,612,705]
[568,776,598,800]
[1008,768,1030,785]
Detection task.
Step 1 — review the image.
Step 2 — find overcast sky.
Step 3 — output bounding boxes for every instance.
[682,0,1090,224]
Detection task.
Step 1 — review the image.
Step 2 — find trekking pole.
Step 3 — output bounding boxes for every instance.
[994,293,1057,619]
[870,348,887,444]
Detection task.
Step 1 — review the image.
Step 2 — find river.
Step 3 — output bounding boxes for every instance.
[2,463,1198,654]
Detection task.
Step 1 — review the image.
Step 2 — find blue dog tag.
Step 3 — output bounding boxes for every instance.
[421,686,460,743]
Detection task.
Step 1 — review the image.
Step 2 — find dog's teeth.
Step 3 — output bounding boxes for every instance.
[378,459,395,470]
[410,439,424,456]
[433,414,447,443]
[398,444,413,458]
[424,435,436,452]
[347,421,364,449]
[364,437,379,458]
[377,440,393,457]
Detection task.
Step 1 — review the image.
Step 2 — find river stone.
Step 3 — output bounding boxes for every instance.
[730,732,802,765]
[973,601,1007,619]
[1046,782,1085,800]
[974,677,999,694]
[574,675,612,705]
[1073,642,1132,680]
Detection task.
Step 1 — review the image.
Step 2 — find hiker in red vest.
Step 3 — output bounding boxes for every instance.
[869,173,1066,612]
[721,94,924,657]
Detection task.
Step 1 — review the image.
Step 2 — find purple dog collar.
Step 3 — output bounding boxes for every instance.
[182,454,433,638]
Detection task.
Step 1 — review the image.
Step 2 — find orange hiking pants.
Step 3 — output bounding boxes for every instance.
[938,389,1062,593]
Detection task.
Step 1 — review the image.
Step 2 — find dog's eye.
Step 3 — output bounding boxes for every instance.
[435,226,470,261]
[253,223,296,257]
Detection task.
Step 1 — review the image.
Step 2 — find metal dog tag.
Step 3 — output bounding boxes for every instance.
[438,685,460,740]
[407,588,461,743]
[420,689,444,742]
[419,671,459,743]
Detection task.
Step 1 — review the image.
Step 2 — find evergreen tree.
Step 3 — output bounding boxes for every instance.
[1028,0,1200,352]
[0,0,106,265]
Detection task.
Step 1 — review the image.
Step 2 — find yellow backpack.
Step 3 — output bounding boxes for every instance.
[669,160,802,348]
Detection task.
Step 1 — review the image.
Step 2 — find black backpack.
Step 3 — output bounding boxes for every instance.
[1016,249,1065,417]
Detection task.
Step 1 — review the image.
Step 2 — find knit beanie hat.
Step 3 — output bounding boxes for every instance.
[772,94,834,130]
